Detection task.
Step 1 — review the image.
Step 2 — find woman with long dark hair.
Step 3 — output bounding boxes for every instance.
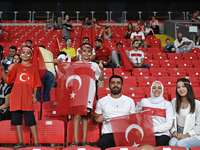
[169,78,200,150]
[125,23,133,39]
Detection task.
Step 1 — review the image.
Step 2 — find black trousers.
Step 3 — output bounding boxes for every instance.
[155,135,171,146]
[97,133,116,150]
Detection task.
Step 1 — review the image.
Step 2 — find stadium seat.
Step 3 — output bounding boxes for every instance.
[157,76,177,88]
[35,120,65,150]
[50,87,57,101]
[33,101,41,120]
[67,118,100,146]
[147,47,160,53]
[192,87,200,100]
[97,87,110,100]
[155,146,187,150]
[182,53,197,60]
[132,68,149,77]
[114,68,131,76]
[168,87,177,100]
[150,68,168,77]
[103,68,113,76]
[152,53,167,60]
[138,47,147,53]
[63,146,101,150]
[176,60,193,68]
[105,146,138,150]
[187,68,200,77]
[191,146,200,150]
[159,60,176,68]
[192,60,200,68]
[191,47,200,53]
[167,53,182,60]
[185,76,199,87]
[0,120,31,145]
[168,68,187,77]
[137,76,157,87]
[123,76,137,87]
[103,76,112,87]
[17,147,57,150]
[144,53,153,60]
[144,60,160,68]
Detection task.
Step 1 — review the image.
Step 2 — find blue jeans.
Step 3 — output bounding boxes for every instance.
[169,127,200,150]
[36,70,54,102]
[132,64,150,69]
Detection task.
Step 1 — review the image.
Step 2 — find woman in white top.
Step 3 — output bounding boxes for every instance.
[137,81,174,146]
[169,78,200,150]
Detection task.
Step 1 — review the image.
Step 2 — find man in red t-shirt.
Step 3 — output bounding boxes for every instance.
[94,39,116,68]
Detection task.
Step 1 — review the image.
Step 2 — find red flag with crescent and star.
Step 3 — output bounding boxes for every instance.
[110,110,156,147]
[56,62,95,115]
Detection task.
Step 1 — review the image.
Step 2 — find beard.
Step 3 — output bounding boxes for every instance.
[110,86,122,95]
[95,45,101,49]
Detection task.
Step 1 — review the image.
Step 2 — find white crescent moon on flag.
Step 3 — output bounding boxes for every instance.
[125,124,144,143]
[66,75,82,90]
[19,73,29,82]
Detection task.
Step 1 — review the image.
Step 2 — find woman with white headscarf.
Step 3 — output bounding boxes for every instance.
[137,81,174,146]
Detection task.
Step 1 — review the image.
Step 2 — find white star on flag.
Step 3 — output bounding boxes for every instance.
[70,91,76,99]
[132,142,140,147]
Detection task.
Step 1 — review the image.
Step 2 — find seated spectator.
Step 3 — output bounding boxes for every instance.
[1,46,17,74]
[125,23,133,39]
[150,16,160,34]
[138,19,145,32]
[130,25,147,49]
[56,17,62,30]
[136,81,174,146]
[169,78,200,150]
[111,42,130,68]
[7,54,22,71]
[129,40,150,69]
[81,17,92,28]
[76,37,96,61]
[164,38,175,53]
[95,26,113,39]
[92,17,101,28]
[62,15,73,42]
[174,33,193,54]
[0,77,11,122]
[144,22,154,36]
[46,18,55,30]
[94,39,116,68]
[191,10,200,45]
[61,38,76,59]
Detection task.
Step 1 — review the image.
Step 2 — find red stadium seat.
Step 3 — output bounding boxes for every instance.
[167,53,182,60]
[191,146,200,150]
[168,68,187,77]
[182,53,197,60]
[137,76,157,87]
[132,68,149,77]
[144,60,160,68]
[114,68,131,76]
[191,47,200,53]
[192,87,200,100]
[67,118,100,146]
[150,68,169,77]
[105,146,138,150]
[138,47,147,53]
[168,87,177,100]
[97,87,110,100]
[159,60,176,68]
[157,76,177,88]
[50,87,57,101]
[144,53,153,60]
[103,76,112,87]
[192,60,200,68]
[18,147,57,150]
[152,53,167,60]
[33,102,41,120]
[147,47,160,53]
[187,68,200,77]
[63,147,101,150]
[123,76,137,87]
[185,76,199,87]
[156,146,187,150]
[176,60,193,68]
[103,68,113,76]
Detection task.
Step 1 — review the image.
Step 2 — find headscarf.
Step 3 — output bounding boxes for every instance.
[148,81,165,104]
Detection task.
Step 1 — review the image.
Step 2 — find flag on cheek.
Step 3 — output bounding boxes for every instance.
[110,111,156,147]
[56,62,95,115]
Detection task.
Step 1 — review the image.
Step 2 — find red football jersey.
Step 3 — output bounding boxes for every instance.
[6,63,42,111]
[95,46,111,61]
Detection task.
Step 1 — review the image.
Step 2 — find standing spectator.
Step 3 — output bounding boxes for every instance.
[93,75,135,150]
[169,78,200,150]
[95,26,113,39]
[129,40,150,69]
[56,17,62,30]
[191,10,200,45]
[164,38,175,53]
[130,25,147,49]
[125,23,133,39]
[94,39,116,68]
[1,46,17,74]
[62,15,73,42]
[174,33,193,54]
[76,37,96,61]
[92,17,101,28]
[136,81,174,146]
[144,22,154,36]
[61,38,76,59]
[150,16,160,34]
[81,17,92,28]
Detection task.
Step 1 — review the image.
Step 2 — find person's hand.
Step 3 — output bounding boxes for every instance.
[172,131,178,138]
[0,65,5,72]
[99,61,104,70]
[177,133,189,140]
[138,63,142,67]
[96,115,106,123]
[33,96,37,103]
[103,61,108,65]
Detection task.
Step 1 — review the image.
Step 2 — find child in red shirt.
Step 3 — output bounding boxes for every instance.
[1,46,42,149]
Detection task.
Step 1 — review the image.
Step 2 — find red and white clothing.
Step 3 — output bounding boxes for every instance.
[130,31,145,40]
[76,47,96,61]
[137,81,174,137]
[6,63,42,111]
[95,46,111,61]
[129,50,144,64]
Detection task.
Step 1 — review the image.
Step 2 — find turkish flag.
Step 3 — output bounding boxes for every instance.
[56,62,95,115]
[29,43,39,68]
[56,37,61,57]
[119,46,133,71]
[110,111,156,147]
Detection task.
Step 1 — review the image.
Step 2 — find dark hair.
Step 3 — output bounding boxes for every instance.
[12,54,22,63]
[176,78,196,114]
[132,39,139,45]
[83,37,90,41]
[105,26,110,30]
[26,40,32,44]
[109,75,123,85]
[127,23,133,32]
[65,38,71,43]
[95,39,102,44]
[9,46,17,52]
[165,38,170,42]
[116,42,123,47]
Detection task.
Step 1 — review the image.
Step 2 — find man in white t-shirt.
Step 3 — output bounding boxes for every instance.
[129,40,150,69]
[93,75,135,150]
[76,37,96,61]
[130,25,147,49]
[174,33,193,54]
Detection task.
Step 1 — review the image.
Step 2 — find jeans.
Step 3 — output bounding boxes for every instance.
[36,70,54,102]
[176,43,193,54]
[132,64,150,69]
[169,127,200,150]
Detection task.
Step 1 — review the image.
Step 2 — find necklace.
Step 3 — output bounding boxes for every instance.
[182,103,188,109]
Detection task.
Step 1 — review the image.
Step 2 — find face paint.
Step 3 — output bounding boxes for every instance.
[27,55,30,57]
[82,53,86,55]
[88,53,91,56]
